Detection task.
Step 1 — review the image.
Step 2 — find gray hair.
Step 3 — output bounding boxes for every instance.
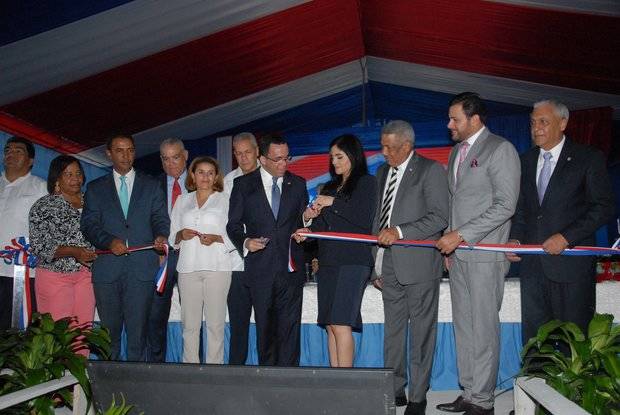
[533,99,570,121]
[232,132,258,147]
[159,137,185,152]
[381,120,415,145]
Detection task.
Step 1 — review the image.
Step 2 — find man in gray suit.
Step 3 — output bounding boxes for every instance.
[436,93,520,415]
[373,120,449,415]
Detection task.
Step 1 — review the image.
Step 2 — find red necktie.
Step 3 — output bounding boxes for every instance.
[171,178,181,208]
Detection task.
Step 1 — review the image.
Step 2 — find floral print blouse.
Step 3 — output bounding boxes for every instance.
[29,194,93,273]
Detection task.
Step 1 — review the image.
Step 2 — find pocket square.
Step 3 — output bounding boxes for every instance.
[470,159,479,168]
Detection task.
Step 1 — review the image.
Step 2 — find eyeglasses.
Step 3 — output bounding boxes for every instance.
[263,155,293,164]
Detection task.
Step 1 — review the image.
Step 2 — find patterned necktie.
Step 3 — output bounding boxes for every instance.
[537,152,553,203]
[378,167,399,230]
[119,175,129,218]
[171,177,181,208]
[271,176,281,219]
[455,141,470,182]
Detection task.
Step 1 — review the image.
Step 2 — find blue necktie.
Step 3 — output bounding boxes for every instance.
[271,176,280,219]
[537,152,552,204]
[119,175,129,218]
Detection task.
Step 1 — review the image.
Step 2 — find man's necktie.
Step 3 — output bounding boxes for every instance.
[271,176,281,219]
[455,141,470,182]
[171,178,181,208]
[378,167,398,230]
[119,175,129,218]
[537,152,553,203]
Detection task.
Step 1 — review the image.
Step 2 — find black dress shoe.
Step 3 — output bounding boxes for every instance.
[404,399,427,415]
[436,395,472,412]
[463,404,494,415]
[395,395,408,406]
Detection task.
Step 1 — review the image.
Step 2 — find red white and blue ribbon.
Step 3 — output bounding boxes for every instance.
[293,231,620,257]
[154,244,169,294]
[0,237,38,328]
[287,239,297,272]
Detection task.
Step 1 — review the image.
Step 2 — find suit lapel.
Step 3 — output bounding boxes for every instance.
[127,172,145,219]
[456,129,488,185]
[106,173,126,220]
[393,153,418,208]
[252,168,275,222]
[540,140,574,208]
[277,172,295,223]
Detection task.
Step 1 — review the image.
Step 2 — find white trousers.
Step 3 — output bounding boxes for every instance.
[178,270,232,364]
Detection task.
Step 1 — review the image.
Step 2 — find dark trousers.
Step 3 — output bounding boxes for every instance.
[228,270,304,366]
[0,275,37,330]
[146,252,178,362]
[93,277,153,361]
[227,271,252,364]
[520,262,596,346]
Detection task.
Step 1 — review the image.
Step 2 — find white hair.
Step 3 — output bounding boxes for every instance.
[232,132,257,147]
[381,120,415,145]
[159,137,185,152]
[533,99,570,121]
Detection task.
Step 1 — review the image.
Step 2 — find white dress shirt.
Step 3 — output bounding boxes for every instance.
[452,126,485,181]
[112,168,135,201]
[169,191,236,273]
[0,172,47,277]
[260,166,282,207]
[536,136,565,183]
[374,150,413,276]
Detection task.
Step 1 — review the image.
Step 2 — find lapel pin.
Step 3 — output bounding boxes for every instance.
[470,159,478,168]
[567,157,572,161]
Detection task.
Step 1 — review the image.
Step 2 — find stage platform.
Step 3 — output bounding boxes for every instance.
[109,279,620,391]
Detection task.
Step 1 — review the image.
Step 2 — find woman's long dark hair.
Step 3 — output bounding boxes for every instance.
[321,134,368,198]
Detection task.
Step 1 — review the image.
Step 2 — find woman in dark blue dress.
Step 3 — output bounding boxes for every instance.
[297,134,377,367]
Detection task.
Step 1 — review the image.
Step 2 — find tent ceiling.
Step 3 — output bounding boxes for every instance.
[1,0,618,166]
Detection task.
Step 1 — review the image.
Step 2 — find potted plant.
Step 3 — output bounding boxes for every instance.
[0,312,110,414]
[520,313,620,415]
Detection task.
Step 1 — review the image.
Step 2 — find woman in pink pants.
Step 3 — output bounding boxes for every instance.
[29,155,97,355]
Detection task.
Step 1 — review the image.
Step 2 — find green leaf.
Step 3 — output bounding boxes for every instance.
[588,313,613,338]
[601,350,620,378]
[536,320,565,343]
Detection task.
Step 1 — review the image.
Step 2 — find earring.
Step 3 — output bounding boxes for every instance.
[55,183,60,193]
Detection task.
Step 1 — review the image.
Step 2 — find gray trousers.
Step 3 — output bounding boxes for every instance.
[381,252,440,403]
[449,257,506,409]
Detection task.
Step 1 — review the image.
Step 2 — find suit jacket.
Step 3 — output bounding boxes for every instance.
[372,153,449,284]
[81,170,170,283]
[226,168,308,284]
[446,128,520,262]
[311,174,377,267]
[159,173,180,271]
[510,139,615,283]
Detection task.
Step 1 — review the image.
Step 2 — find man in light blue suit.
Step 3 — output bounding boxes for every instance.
[81,134,169,361]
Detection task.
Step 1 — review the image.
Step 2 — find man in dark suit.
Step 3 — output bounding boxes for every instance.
[145,138,188,362]
[227,135,308,366]
[372,120,449,415]
[507,99,614,346]
[81,134,169,361]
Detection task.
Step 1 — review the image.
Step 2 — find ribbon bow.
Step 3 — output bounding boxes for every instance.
[0,237,38,268]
